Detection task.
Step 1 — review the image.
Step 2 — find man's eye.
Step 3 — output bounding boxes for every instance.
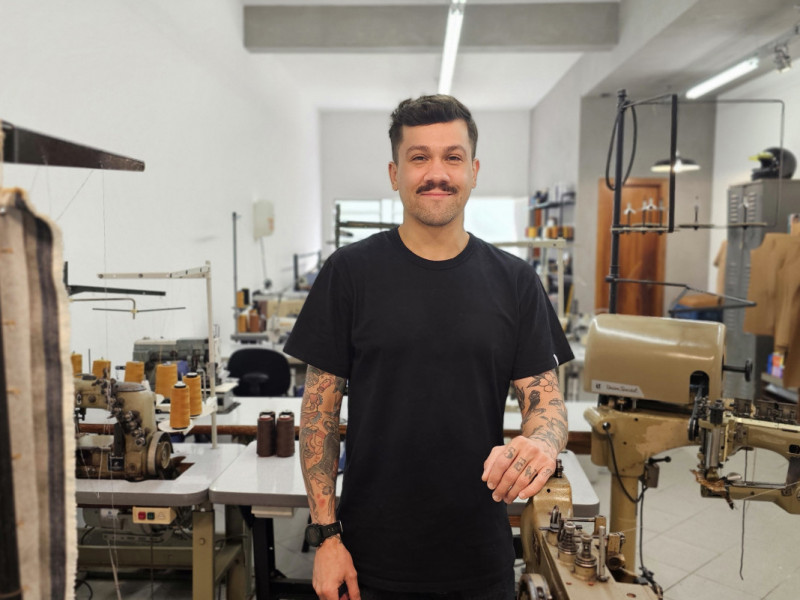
[411,155,426,161]
[448,155,463,162]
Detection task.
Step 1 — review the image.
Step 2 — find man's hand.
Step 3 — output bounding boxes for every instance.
[312,537,360,600]
[481,435,557,503]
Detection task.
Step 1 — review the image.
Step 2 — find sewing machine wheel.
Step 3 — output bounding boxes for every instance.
[517,573,552,600]
[146,431,173,477]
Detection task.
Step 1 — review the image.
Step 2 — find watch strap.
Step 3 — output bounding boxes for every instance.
[318,520,343,540]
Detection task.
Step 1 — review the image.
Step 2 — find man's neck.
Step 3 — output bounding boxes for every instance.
[397,222,470,261]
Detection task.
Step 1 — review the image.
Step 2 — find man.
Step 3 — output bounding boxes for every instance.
[284,95,572,600]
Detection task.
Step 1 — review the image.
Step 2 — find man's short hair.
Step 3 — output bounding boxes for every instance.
[389,94,478,163]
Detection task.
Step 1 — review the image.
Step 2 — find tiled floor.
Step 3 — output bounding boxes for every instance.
[80,442,800,599]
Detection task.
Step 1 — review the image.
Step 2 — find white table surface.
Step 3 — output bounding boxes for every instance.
[209,441,599,518]
[75,442,243,506]
[80,394,592,436]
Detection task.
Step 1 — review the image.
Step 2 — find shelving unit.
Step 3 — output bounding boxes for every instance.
[528,187,575,313]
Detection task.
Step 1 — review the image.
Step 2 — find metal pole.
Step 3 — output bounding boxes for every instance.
[667,94,678,233]
[608,89,627,314]
[232,212,238,331]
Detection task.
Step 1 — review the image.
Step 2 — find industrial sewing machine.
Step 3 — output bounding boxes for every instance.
[517,460,662,599]
[74,373,175,481]
[582,314,799,567]
[133,337,220,389]
[516,314,799,599]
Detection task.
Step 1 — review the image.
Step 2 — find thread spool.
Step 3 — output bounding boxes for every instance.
[170,382,191,429]
[276,411,295,457]
[248,307,261,333]
[71,353,83,375]
[124,361,145,383]
[92,359,111,380]
[155,363,178,399]
[184,372,203,417]
[237,313,248,333]
[257,411,276,457]
[236,288,250,309]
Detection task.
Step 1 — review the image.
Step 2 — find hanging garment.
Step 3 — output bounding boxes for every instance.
[0,187,76,599]
[743,233,800,336]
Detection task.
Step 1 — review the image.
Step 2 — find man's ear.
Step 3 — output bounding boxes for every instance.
[388,161,398,191]
[472,158,480,188]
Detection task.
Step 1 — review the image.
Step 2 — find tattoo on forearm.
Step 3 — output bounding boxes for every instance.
[299,366,346,518]
[518,370,568,456]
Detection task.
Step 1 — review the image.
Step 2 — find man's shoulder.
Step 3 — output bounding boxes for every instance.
[471,235,533,271]
[327,229,396,267]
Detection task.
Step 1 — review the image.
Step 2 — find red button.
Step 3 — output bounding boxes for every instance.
[138,512,146,520]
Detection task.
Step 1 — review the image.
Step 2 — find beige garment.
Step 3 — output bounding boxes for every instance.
[775,249,800,389]
[0,188,76,599]
[743,234,800,336]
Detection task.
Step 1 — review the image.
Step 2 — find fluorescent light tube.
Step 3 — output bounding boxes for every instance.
[685,57,760,99]
[438,1,466,95]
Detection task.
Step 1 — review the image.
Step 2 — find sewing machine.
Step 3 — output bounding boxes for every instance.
[133,337,220,389]
[74,373,174,481]
[579,314,800,569]
[517,462,662,599]
[516,314,799,598]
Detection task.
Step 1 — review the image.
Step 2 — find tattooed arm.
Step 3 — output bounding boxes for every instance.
[300,365,359,600]
[482,369,568,503]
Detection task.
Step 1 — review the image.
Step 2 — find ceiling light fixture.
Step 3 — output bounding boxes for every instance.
[774,43,792,73]
[438,0,467,95]
[685,57,760,99]
[651,152,700,174]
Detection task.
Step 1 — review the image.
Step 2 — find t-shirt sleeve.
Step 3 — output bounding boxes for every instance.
[511,270,574,380]
[283,255,353,379]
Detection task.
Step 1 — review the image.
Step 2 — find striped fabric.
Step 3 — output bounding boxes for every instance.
[0,187,76,599]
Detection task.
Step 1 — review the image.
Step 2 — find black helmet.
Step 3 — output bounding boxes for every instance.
[750,147,797,180]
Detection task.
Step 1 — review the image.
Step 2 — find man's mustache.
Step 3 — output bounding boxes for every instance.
[415,181,459,194]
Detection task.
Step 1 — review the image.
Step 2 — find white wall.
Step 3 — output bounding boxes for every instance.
[320,108,531,250]
[709,66,800,290]
[0,0,321,366]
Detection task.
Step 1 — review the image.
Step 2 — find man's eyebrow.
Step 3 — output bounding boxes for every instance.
[404,145,430,155]
[404,144,468,156]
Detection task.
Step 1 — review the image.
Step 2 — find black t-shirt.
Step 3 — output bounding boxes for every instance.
[284,229,573,591]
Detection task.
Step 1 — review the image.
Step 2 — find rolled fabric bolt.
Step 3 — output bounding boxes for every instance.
[276,411,295,457]
[170,382,190,430]
[257,411,276,457]
[184,372,203,417]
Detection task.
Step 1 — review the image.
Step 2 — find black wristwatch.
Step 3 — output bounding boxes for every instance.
[304,521,343,547]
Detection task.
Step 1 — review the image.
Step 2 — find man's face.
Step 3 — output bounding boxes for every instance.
[388,120,479,229]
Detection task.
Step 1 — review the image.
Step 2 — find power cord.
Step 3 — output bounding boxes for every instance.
[602,422,664,597]
[604,102,638,191]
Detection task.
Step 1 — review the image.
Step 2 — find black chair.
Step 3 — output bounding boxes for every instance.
[226,348,291,396]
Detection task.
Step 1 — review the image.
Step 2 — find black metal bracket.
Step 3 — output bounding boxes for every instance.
[2,120,145,171]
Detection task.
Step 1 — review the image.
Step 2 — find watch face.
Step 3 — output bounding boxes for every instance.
[305,525,322,546]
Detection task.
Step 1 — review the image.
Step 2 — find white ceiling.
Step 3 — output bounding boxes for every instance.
[244,0,800,111]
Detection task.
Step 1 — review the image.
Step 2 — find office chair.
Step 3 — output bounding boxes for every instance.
[226,347,291,397]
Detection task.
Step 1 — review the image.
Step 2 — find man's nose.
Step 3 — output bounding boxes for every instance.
[423,158,450,182]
